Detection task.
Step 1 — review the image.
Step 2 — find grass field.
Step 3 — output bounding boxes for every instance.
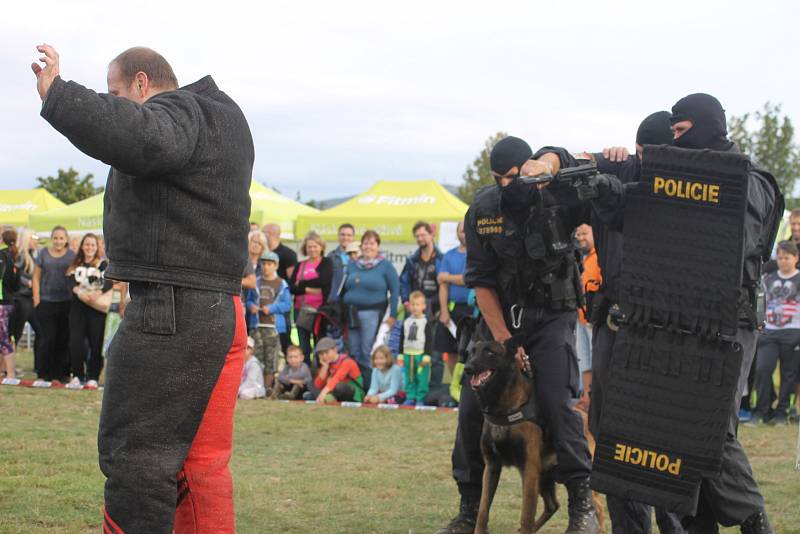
[2,351,799,534]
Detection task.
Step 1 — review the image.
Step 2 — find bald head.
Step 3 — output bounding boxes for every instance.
[110,47,177,89]
[263,224,282,247]
[107,47,177,105]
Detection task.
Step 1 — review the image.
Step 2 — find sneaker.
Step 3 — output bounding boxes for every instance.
[402,399,416,406]
[85,380,99,389]
[66,377,82,389]
[416,401,426,407]
[767,415,788,426]
[738,409,752,422]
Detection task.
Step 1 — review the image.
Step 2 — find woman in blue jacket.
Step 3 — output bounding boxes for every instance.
[341,230,399,389]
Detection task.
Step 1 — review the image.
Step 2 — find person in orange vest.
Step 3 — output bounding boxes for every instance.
[575,224,601,412]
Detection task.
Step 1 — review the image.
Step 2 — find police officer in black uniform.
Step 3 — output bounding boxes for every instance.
[591,94,781,534]
[435,136,599,534]
[579,111,687,534]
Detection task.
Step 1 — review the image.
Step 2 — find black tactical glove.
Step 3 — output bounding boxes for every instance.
[576,173,611,201]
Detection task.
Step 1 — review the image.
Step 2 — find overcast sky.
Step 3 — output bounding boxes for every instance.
[3,0,798,201]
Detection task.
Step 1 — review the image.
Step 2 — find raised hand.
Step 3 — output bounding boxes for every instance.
[31,44,60,101]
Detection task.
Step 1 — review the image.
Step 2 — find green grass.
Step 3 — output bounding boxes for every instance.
[2,351,799,534]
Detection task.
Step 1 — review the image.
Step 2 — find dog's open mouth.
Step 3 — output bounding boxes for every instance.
[469,369,493,389]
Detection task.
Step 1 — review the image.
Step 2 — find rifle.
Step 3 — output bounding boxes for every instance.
[520,163,608,200]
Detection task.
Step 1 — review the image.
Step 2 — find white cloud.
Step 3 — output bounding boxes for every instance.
[1,0,799,201]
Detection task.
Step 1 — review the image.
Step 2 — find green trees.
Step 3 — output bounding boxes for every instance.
[729,103,800,200]
[36,167,103,204]
[457,132,507,204]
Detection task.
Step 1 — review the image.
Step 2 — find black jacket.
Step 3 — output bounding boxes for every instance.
[0,249,20,305]
[289,256,333,308]
[41,76,254,295]
[464,147,589,311]
[590,154,641,306]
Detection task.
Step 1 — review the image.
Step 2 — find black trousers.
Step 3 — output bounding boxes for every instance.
[591,323,686,534]
[752,328,800,421]
[451,310,592,501]
[686,329,765,530]
[35,300,71,380]
[68,300,106,381]
[99,283,240,533]
[11,295,40,345]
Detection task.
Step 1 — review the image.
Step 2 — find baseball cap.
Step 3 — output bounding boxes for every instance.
[260,250,280,263]
[345,242,360,254]
[314,337,337,354]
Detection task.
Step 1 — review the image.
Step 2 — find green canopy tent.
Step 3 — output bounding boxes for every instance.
[248,182,318,239]
[295,180,468,244]
[0,189,65,227]
[28,192,104,234]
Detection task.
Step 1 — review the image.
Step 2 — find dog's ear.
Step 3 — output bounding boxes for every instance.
[487,341,507,357]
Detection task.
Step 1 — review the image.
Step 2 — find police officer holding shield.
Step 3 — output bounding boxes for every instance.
[590,94,782,534]
[435,137,599,534]
[670,94,780,534]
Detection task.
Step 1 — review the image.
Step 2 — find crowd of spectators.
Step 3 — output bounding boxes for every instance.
[234,220,474,406]
[0,218,476,410]
[5,213,798,421]
[0,225,120,389]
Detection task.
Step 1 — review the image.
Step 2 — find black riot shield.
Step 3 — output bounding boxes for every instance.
[591,145,750,515]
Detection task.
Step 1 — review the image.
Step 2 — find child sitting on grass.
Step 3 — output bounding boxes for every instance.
[398,291,434,406]
[239,336,266,400]
[363,345,405,404]
[308,337,364,403]
[272,345,312,400]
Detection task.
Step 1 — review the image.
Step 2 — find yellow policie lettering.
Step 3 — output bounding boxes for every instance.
[652,176,720,204]
[614,443,682,475]
[476,216,504,235]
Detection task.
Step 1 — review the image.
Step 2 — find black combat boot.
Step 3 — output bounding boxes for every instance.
[435,497,479,534]
[565,478,600,534]
[740,511,773,534]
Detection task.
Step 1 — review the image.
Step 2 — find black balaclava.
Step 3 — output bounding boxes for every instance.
[636,111,674,146]
[489,136,534,212]
[669,93,733,151]
[490,136,533,176]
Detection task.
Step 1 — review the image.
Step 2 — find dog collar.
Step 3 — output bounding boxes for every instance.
[482,394,540,426]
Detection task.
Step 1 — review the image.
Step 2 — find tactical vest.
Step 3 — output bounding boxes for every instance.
[473,186,581,314]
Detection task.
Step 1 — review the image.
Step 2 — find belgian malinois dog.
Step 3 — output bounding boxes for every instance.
[461,321,604,534]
